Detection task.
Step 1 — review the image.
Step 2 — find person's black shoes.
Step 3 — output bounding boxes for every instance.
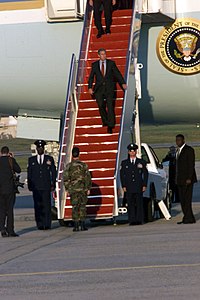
[73,221,79,232]
[177,221,196,224]
[38,226,51,230]
[8,232,19,237]
[80,221,88,231]
[1,231,8,237]
[105,28,111,34]
[1,230,19,237]
[96,30,105,39]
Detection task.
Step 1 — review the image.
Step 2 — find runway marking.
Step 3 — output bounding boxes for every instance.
[0,263,200,278]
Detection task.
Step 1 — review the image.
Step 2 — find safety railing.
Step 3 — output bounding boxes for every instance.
[113,0,143,216]
[56,2,93,219]
[56,54,78,219]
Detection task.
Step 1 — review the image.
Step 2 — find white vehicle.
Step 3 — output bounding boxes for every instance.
[141,143,170,221]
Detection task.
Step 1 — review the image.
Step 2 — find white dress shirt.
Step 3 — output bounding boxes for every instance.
[37,154,44,164]
[99,59,106,75]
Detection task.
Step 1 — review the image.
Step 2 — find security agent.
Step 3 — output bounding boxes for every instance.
[120,143,148,225]
[27,140,56,230]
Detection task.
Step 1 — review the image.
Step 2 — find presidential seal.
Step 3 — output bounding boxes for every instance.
[156,18,200,75]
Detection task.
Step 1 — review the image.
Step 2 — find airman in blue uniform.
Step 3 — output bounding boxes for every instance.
[120,143,148,225]
[27,140,56,230]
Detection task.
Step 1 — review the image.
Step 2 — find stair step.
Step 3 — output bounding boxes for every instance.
[91,23,131,35]
[87,159,116,169]
[90,169,115,179]
[112,9,133,17]
[78,143,118,152]
[80,151,117,160]
[87,48,128,58]
[75,125,120,135]
[79,92,124,100]
[74,133,119,144]
[92,178,114,186]
[64,205,114,219]
[78,99,123,109]
[90,40,129,51]
[92,15,132,26]
[77,106,122,118]
[76,115,121,126]
[91,32,130,42]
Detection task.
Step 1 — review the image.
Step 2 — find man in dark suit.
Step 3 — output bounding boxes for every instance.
[120,143,148,225]
[176,134,197,224]
[0,146,21,237]
[119,0,133,9]
[27,140,56,230]
[88,48,127,133]
[89,0,116,38]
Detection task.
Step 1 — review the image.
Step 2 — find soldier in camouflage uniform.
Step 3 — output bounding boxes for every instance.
[63,147,92,232]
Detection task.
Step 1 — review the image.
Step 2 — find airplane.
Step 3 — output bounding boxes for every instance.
[0,0,199,222]
[0,0,199,143]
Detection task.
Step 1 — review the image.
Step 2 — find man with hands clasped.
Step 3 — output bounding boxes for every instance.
[120,143,148,225]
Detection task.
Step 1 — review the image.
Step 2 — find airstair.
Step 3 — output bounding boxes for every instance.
[56,1,143,222]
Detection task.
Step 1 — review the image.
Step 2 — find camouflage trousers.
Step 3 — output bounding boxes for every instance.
[70,192,88,221]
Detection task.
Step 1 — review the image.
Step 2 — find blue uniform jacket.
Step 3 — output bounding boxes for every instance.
[120,158,148,193]
[27,155,56,191]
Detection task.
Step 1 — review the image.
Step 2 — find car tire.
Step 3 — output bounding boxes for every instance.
[147,184,156,222]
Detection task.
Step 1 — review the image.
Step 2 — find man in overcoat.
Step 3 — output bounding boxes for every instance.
[120,143,148,225]
[28,140,56,230]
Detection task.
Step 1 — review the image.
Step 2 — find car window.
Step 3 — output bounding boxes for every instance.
[149,146,160,168]
[141,146,150,163]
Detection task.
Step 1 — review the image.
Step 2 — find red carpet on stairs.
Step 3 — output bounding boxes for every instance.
[64,9,132,219]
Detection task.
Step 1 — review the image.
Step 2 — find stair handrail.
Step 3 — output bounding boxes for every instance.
[113,0,143,215]
[56,53,78,219]
[56,2,94,219]
[76,3,93,99]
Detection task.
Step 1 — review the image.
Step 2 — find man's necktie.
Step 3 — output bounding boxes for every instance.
[101,61,105,76]
[39,155,42,165]
[176,149,180,160]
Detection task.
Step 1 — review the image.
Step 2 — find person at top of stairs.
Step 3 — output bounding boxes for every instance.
[89,0,117,38]
[88,48,127,134]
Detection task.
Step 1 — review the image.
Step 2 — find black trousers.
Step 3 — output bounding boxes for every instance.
[0,191,15,233]
[119,0,133,9]
[95,90,115,127]
[33,190,52,228]
[93,0,112,32]
[126,192,144,224]
[178,184,195,223]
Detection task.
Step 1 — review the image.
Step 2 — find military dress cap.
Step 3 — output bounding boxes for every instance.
[34,140,46,148]
[127,143,138,151]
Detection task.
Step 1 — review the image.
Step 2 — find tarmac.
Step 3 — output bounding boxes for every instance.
[0,163,200,299]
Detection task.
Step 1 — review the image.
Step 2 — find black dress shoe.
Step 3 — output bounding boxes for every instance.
[96,30,104,39]
[44,227,51,230]
[1,231,8,237]
[8,232,19,237]
[107,127,113,134]
[177,221,183,224]
[183,221,196,224]
[105,28,111,34]
[38,226,44,230]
